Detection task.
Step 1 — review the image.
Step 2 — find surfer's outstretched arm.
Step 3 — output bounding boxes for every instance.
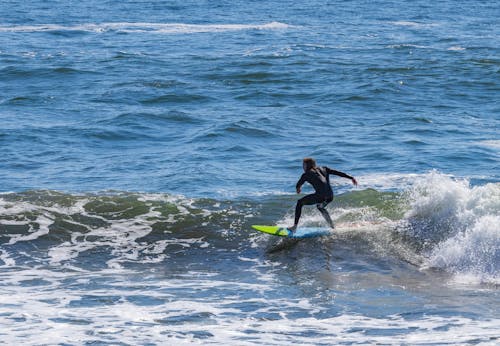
[326,167,358,186]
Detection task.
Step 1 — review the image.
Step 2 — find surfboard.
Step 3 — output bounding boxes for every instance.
[251,225,331,239]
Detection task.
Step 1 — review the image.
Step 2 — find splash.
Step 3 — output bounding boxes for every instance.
[401,172,500,284]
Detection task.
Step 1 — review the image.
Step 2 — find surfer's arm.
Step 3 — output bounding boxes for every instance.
[295,174,306,193]
[326,167,358,186]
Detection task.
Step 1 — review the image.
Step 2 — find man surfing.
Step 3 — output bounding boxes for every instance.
[289,157,357,232]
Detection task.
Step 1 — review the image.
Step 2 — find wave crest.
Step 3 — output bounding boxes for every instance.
[0,22,290,34]
[1,174,498,285]
[400,172,500,284]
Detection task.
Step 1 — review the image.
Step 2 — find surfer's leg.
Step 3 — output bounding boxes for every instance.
[317,198,334,229]
[290,194,320,231]
[289,200,303,231]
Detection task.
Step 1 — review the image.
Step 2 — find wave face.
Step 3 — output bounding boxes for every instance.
[0,191,250,270]
[1,173,498,285]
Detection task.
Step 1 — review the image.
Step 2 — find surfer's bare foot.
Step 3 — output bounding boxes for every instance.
[288,225,297,232]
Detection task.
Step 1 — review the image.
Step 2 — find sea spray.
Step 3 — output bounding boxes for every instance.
[399,172,500,283]
[428,215,499,284]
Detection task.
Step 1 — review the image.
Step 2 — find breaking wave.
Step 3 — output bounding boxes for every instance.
[0,172,498,284]
[400,172,500,284]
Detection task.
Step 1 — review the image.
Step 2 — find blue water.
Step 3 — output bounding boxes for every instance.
[1,1,499,344]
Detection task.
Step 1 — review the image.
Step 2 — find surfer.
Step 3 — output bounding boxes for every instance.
[289,157,357,232]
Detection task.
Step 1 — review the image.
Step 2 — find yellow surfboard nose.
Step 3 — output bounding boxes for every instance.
[251,225,290,237]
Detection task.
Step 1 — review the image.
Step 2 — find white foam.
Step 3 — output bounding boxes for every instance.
[1,272,498,346]
[390,21,439,28]
[477,139,500,149]
[402,172,500,284]
[0,22,290,34]
[356,172,441,191]
[7,214,53,245]
[448,46,466,51]
[0,249,15,266]
[427,214,500,284]
[388,44,431,49]
[0,192,215,269]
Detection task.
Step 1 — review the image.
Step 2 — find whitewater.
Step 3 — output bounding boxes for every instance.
[0,173,498,344]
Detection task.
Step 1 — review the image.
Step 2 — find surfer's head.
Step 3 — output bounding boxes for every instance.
[303,157,316,171]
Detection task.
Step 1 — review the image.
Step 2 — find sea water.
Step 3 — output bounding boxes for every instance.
[0,1,499,344]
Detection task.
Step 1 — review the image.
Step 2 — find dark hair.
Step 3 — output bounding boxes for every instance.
[303,157,316,170]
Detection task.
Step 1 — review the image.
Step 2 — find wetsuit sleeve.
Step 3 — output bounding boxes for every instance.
[296,173,307,190]
[325,167,353,180]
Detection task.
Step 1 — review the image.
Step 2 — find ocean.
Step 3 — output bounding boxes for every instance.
[0,0,499,344]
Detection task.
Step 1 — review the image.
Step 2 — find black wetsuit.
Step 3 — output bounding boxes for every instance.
[294,166,353,227]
